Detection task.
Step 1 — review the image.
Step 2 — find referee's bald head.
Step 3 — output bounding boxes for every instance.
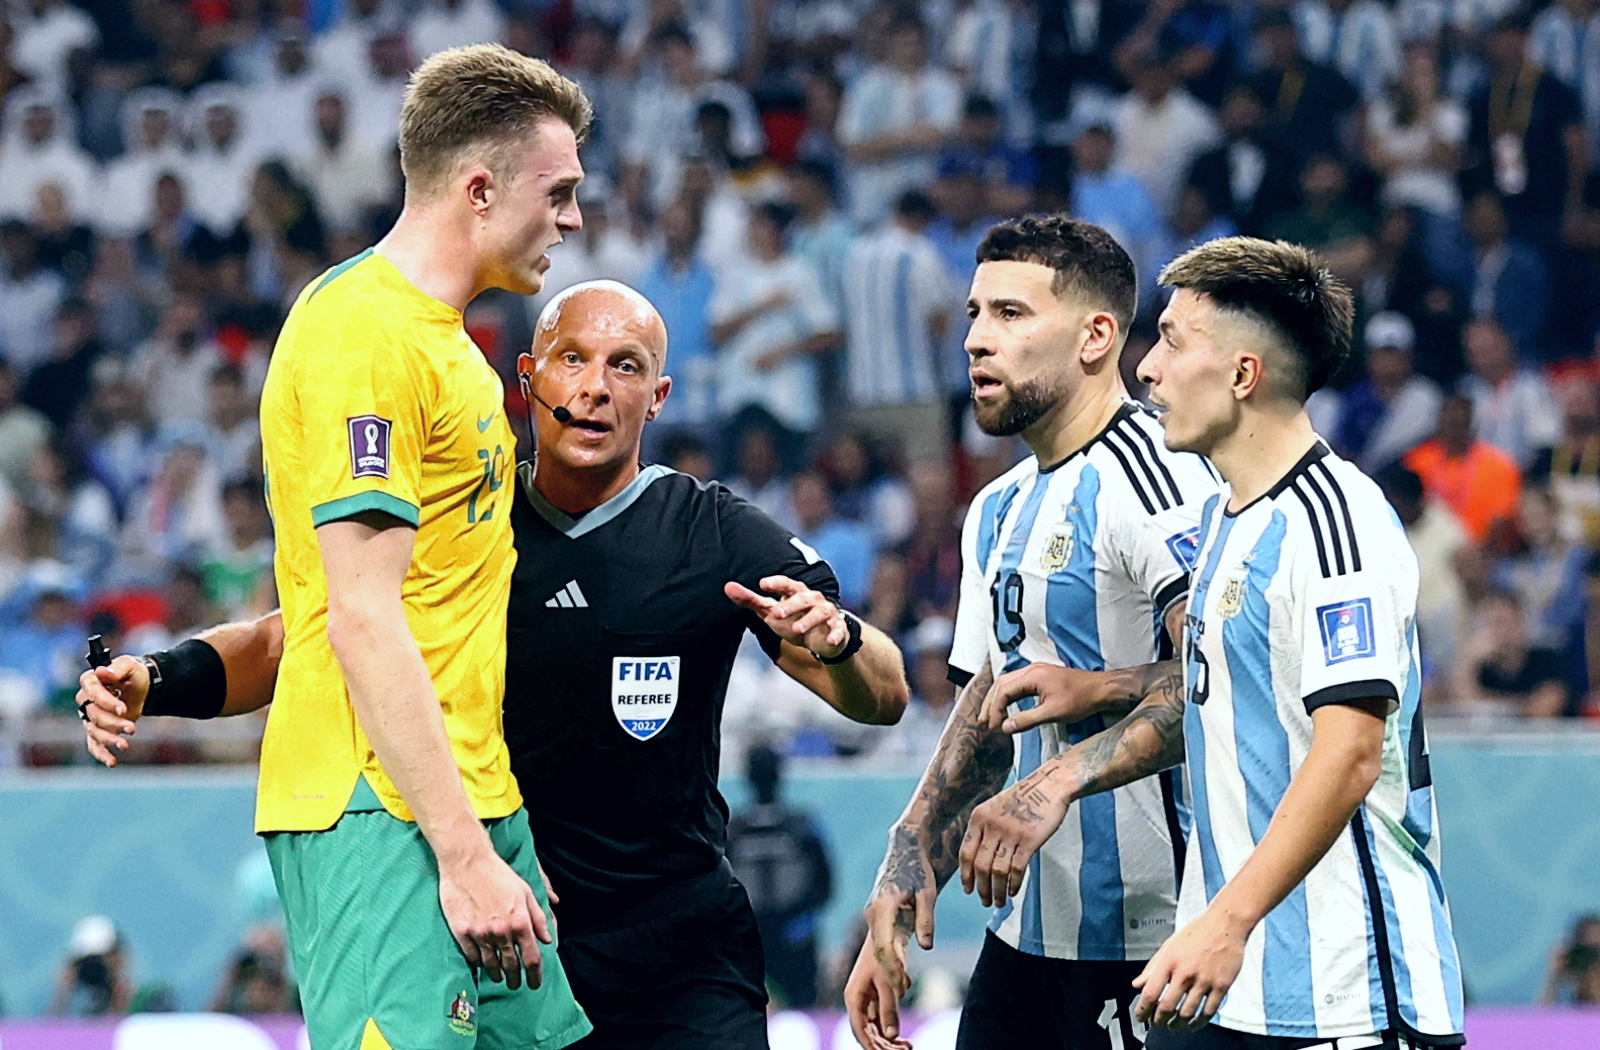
[535,280,669,373]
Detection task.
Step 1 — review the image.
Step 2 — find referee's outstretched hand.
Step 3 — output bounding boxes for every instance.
[980,664,1111,734]
[724,576,849,657]
[438,850,552,991]
[78,657,150,768]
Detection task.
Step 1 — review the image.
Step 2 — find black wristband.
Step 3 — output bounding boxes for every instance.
[814,610,864,665]
[141,638,228,719]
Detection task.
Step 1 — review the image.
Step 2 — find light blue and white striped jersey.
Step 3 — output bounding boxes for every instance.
[1179,441,1464,1041]
[842,224,956,407]
[950,403,1221,960]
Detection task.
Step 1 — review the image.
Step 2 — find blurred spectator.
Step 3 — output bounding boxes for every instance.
[790,470,873,608]
[898,462,963,628]
[1111,0,1235,107]
[535,185,649,314]
[85,238,162,356]
[1404,393,1522,544]
[659,430,714,482]
[211,922,299,1014]
[312,0,400,79]
[555,19,629,184]
[1464,13,1588,251]
[293,85,398,233]
[1459,316,1560,469]
[74,361,155,515]
[816,431,914,550]
[1294,0,1402,101]
[0,358,49,491]
[725,415,796,528]
[409,0,507,60]
[246,28,326,160]
[1069,117,1166,300]
[842,191,955,467]
[0,583,84,716]
[0,220,68,374]
[944,0,1034,127]
[1379,465,1469,681]
[935,94,1037,217]
[202,477,275,619]
[33,183,96,284]
[345,31,412,152]
[1528,0,1600,169]
[48,916,131,1017]
[1493,485,1589,657]
[10,0,97,98]
[0,91,95,224]
[1463,190,1548,358]
[134,172,203,282]
[710,201,839,448]
[1268,154,1370,255]
[785,160,855,308]
[1542,913,1600,1004]
[1329,312,1442,472]
[1455,588,1570,718]
[874,615,958,763]
[1364,43,1467,226]
[126,565,217,654]
[725,743,833,1009]
[795,69,847,174]
[116,426,228,586]
[130,296,226,428]
[1246,8,1359,172]
[637,199,719,431]
[20,297,103,430]
[20,437,117,578]
[837,14,962,224]
[1113,58,1222,219]
[206,364,262,483]
[1186,84,1287,235]
[1534,378,1600,546]
[186,86,265,237]
[623,23,764,212]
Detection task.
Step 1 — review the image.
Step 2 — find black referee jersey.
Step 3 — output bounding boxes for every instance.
[502,462,841,930]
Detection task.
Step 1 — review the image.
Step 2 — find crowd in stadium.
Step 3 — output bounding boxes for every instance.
[1,0,1599,766]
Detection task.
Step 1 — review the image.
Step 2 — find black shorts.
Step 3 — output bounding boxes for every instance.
[560,861,769,1050]
[955,931,1147,1050]
[1145,1025,1456,1050]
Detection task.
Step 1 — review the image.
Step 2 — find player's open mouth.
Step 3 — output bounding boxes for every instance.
[569,419,610,433]
[970,373,1003,397]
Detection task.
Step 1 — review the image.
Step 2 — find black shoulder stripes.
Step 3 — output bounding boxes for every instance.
[1288,459,1363,578]
[1102,415,1185,516]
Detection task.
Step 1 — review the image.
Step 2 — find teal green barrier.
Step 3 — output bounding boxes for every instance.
[1,733,1597,1016]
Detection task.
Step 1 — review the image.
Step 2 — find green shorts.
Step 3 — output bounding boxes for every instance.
[265,797,591,1050]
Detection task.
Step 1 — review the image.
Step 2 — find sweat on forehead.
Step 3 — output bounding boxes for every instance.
[536,280,666,352]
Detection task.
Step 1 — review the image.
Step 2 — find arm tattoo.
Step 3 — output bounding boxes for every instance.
[875,663,1010,900]
[1062,658,1187,801]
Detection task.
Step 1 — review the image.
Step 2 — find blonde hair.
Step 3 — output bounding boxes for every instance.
[398,44,592,201]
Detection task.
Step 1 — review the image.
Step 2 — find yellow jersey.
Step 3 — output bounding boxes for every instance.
[256,249,521,833]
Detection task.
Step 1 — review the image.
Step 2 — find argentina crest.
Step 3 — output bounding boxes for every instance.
[1039,519,1076,575]
[612,655,682,741]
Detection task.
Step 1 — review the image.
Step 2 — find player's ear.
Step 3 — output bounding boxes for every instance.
[646,375,672,422]
[465,165,494,217]
[1233,350,1265,401]
[1079,310,1119,367]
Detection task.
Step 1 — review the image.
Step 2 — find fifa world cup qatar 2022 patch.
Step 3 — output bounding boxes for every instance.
[1318,598,1375,664]
[347,415,392,479]
[612,656,681,741]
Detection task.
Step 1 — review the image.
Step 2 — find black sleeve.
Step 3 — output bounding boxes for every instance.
[716,484,843,663]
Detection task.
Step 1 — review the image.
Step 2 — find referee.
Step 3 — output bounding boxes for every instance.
[80,280,910,1050]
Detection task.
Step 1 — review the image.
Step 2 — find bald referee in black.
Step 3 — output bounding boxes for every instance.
[79,280,910,1050]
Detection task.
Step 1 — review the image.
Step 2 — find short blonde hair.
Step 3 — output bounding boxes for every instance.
[399,44,592,200]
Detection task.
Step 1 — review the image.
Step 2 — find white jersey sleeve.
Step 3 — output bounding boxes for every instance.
[948,482,997,683]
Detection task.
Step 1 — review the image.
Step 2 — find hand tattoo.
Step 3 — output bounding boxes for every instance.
[1061,659,1187,801]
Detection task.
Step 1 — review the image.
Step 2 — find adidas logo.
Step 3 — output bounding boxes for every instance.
[545,580,589,609]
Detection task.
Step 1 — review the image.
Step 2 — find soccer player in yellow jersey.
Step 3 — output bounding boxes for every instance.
[242,44,588,1049]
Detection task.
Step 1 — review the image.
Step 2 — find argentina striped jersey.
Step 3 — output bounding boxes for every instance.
[949,403,1221,960]
[1179,441,1464,1041]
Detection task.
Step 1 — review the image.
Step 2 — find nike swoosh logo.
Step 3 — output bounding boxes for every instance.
[477,413,496,432]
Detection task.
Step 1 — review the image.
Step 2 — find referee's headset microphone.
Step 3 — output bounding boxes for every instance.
[519,372,574,424]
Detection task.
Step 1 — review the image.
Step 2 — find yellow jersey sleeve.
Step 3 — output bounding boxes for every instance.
[298,313,434,530]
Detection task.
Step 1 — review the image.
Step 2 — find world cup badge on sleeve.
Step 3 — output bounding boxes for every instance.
[347,415,392,479]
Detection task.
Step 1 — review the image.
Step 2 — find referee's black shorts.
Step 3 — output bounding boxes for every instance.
[955,930,1146,1050]
[560,860,769,1050]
